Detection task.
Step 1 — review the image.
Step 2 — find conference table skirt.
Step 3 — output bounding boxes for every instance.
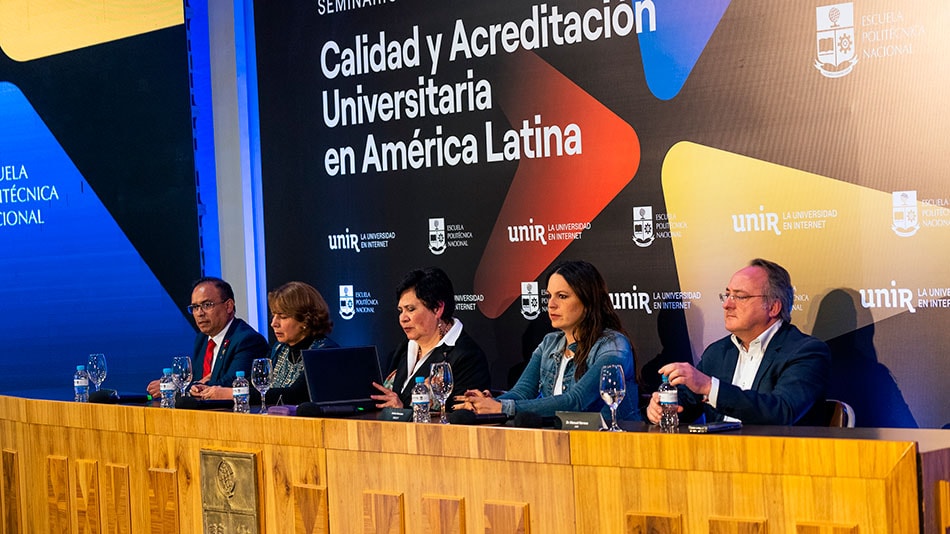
[0,395,947,533]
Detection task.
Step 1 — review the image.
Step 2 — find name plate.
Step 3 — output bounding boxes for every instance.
[379,407,413,422]
[554,411,605,431]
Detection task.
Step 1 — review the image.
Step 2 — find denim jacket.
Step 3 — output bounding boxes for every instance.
[499,329,640,421]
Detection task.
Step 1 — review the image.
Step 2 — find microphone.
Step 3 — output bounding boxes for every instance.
[512,411,543,428]
[296,402,322,417]
[88,389,118,404]
[89,389,152,404]
[446,409,509,426]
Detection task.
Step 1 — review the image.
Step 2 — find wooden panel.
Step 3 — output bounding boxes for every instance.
[796,523,859,534]
[922,446,950,534]
[104,463,132,534]
[936,480,950,534]
[422,494,465,534]
[484,501,529,534]
[76,459,102,534]
[884,443,921,533]
[47,455,71,533]
[148,468,178,534]
[708,517,767,534]
[0,396,947,534]
[625,512,682,534]
[1,449,21,533]
[323,419,570,465]
[265,439,327,533]
[293,484,328,534]
[327,448,573,534]
[363,491,404,534]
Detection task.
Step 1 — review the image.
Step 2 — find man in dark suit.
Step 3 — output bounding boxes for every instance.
[646,259,830,425]
[147,277,268,397]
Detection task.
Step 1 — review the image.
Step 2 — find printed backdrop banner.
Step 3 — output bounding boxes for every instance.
[0,1,201,398]
[255,0,949,428]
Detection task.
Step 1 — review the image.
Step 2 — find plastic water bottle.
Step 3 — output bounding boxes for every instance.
[411,377,431,423]
[73,365,89,402]
[159,368,177,409]
[658,374,679,432]
[232,371,250,413]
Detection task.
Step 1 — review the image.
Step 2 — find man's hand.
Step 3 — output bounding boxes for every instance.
[658,362,712,396]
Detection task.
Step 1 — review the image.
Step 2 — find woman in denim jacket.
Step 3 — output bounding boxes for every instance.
[461,260,640,421]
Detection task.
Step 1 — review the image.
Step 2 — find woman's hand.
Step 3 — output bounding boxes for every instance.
[452,389,502,414]
[371,382,404,409]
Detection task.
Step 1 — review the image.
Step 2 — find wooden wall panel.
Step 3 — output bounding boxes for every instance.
[293,484,328,534]
[0,397,945,534]
[707,517,767,534]
[104,463,132,534]
[46,455,71,534]
[363,491,404,534]
[147,468,178,534]
[796,523,859,534]
[625,513,682,534]
[484,501,529,534]
[422,494,465,534]
[1,449,21,533]
[571,429,926,534]
[75,459,101,534]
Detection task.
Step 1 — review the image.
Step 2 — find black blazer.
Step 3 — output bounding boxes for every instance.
[680,323,831,425]
[387,330,491,408]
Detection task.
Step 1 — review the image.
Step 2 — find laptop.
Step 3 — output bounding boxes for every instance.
[301,345,384,414]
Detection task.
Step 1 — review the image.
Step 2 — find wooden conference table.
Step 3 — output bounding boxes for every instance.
[0,394,947,533]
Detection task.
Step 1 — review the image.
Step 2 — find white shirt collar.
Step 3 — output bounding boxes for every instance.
[403,318,463,390]
[730,319,783,353]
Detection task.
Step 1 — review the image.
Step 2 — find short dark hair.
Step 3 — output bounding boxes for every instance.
[748,258,793,323]
[395,267,455,321]
[193,277,235,302]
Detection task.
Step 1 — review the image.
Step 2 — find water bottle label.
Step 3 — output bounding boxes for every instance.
[73,378,88,387]
[233,387,249,396]
[659,390,678,404]
[411,393,429,405]
[160,382,176,393]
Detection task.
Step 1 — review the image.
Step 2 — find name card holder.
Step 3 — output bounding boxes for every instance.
[554,411,605,431]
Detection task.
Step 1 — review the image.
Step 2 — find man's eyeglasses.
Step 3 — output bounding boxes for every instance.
[187,300,229,314]
[719,293,767,303]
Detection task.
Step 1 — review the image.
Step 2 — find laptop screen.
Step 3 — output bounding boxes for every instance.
[301,346,383,409]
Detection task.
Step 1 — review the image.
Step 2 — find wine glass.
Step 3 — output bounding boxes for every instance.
[171,356,193,398]
[429,362,454,424]
[599,364,626,432]
[251,358,272,415]
[86,353,108,392]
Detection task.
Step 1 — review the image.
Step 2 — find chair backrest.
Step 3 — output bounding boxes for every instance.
[826,399,856,428]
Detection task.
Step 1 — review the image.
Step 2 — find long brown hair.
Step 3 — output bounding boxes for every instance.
[547,261,632,379]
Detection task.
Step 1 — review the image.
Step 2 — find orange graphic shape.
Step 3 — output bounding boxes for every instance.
[475,51,640,318]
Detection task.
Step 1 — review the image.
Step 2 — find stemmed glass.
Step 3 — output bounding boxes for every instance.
[429,362,454,424]
[171,356,193,398]
[599,364,626,432]
[251,358,272,415]
[86,353,108,392]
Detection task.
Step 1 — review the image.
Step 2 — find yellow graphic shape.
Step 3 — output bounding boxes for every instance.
[663,141,948,357]
[0,1,182,62]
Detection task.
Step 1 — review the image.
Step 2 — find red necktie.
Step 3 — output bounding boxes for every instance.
[202,339,217,378]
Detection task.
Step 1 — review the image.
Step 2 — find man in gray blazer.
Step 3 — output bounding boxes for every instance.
[646,259,830,425]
